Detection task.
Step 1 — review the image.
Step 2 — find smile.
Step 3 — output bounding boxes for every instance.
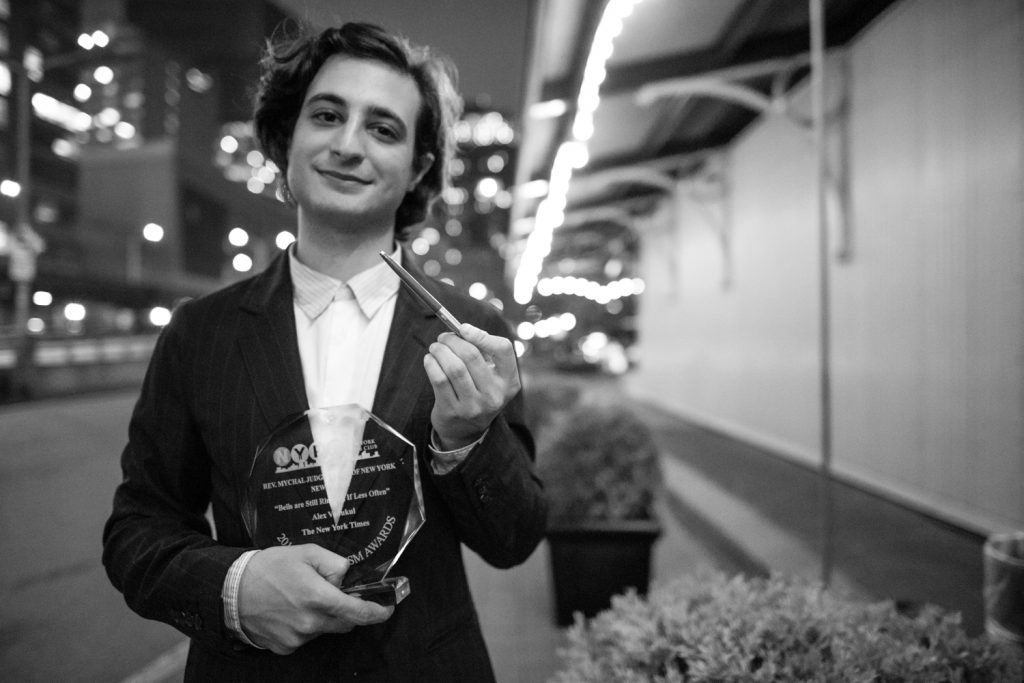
[318,169,371,184]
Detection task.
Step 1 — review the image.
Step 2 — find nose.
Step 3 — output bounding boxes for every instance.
[330,121,365,163]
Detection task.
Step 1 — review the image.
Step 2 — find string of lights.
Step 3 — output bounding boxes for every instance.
[512,0,643,305]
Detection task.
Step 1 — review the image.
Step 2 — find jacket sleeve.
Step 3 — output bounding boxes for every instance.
[426,306,548,568]
[101,303,245,649]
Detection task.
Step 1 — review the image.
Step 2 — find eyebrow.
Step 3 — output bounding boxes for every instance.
[303,93,409,136]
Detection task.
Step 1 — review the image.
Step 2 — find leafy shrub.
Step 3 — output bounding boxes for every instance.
[537,401,662,524]
[552,569,1023,682]
[523,374,583,437]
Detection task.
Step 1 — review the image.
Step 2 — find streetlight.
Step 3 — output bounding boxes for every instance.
[127,222,163,282]
[227,227,249,247]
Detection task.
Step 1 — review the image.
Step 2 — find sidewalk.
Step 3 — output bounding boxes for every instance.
[632,398,988,636]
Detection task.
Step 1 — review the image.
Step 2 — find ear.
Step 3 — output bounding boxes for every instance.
[408,153,436,191]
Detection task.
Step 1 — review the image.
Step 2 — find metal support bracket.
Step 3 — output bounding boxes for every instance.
[637,52,852,262]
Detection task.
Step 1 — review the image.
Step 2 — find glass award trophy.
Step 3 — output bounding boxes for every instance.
[242,404,424,605]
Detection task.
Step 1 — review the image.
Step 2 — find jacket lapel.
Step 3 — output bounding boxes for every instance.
[237,253,309,432]
[372,252,442,439]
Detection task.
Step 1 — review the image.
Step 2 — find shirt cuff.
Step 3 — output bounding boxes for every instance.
[428,429,487,475]
[221,549,264,649]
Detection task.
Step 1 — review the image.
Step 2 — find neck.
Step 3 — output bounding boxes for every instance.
[294,213,395,281]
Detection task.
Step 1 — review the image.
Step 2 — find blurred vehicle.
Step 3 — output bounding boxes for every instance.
[578,332,630,375]
[539,332,631,375]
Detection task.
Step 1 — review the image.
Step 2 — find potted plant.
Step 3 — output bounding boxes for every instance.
[536,399,663,625]
[984,530,1024,650]
[551,569,1024,681]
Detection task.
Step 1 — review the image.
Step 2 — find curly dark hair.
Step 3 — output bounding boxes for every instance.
[253,22,462,239]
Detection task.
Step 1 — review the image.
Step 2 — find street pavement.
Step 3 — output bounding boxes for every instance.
[0,391,183,682]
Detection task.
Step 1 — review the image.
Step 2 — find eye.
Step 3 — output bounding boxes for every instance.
[370,122,402,142]
[311,109,343,124]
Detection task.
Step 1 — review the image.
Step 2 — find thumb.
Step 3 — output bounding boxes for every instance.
[303,544,350,587]
[460,323,513,374]
[456,322,488,346]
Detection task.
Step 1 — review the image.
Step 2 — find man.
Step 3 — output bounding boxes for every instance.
[103,22,547,681]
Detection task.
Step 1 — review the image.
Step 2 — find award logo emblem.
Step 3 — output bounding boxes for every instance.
[242,404,424,605]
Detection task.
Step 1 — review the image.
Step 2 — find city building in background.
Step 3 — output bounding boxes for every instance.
[0,0,293,342]
[409,107,517,314]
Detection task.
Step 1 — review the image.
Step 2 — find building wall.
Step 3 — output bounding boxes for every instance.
[77,139,179,278]
[628,0,1024,533]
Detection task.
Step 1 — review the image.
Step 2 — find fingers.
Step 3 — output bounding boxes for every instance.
[298,545,393,627]
[303,543,350,588]
[425,324,522,449]
[457,324,517,376]
[259,595,391,653]
[425,338,506,409]
[435,330,490,385]
[237,545,394,652]
[297,546,395,629]
[423,351,457,402]
[323,592,395,628]
[431,325,520,389]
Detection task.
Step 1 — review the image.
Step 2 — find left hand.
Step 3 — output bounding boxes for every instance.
[423,323,521,449]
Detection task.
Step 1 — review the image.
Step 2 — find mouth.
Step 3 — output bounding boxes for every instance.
[318,169,370,185]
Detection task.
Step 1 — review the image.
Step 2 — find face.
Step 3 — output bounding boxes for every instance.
[286,56,432,233]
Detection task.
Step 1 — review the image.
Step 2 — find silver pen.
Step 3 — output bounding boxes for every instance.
[380,251,463,336]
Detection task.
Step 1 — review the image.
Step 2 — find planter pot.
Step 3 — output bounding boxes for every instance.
[546,519,662,626]
[984,531,1024,650]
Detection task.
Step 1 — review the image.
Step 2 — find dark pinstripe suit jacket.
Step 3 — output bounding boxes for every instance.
[102,250,547,682]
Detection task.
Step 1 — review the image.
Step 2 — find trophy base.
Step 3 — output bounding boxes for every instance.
[345,576,410,606]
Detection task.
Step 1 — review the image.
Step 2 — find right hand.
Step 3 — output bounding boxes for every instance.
[237,544,394,654]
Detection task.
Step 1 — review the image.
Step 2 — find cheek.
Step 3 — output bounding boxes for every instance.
[284,143,310,189]
[284,159,298,195]
[286,125,315,165]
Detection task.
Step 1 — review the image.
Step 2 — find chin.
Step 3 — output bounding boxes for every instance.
[308,203,397,232]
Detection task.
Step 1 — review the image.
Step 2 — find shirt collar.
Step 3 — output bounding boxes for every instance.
[289,245,401,321]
